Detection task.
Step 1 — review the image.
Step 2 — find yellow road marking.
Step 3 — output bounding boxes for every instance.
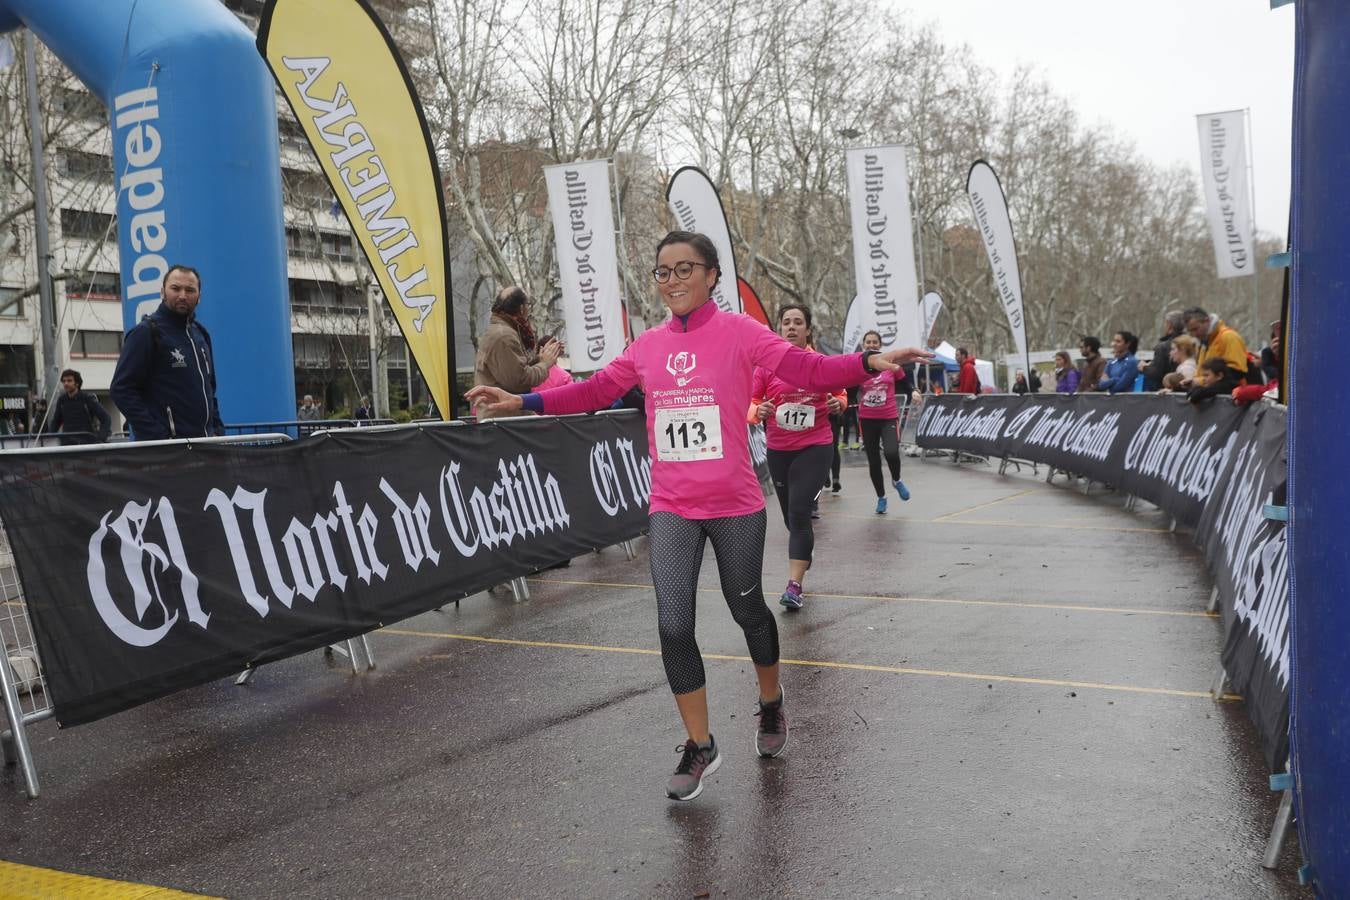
[955,518,1176,535]
[932,488,1039,522]
[821,512,1174,534]
[0,860,212,899]
[528,578,1217,619]
[379,628,1242,702]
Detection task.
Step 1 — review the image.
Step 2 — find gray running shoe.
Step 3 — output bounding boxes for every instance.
[667,736,721,800]
[755,686,789,758]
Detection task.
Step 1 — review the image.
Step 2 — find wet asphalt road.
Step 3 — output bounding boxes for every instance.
[0,450,1306,898]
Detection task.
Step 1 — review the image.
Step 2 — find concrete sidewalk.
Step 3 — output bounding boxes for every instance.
[0,451,1305,898]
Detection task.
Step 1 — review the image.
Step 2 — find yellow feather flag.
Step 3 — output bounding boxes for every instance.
[258,0,455,418]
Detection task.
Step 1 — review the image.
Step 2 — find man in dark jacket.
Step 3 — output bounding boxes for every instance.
[110,264,225,440]
[1139,310,1183,391]
[46,368,111,444]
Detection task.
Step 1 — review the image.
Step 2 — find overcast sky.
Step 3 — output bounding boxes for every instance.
[888,0,1295,243]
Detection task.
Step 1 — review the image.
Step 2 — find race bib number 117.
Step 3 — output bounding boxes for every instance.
[654,405,723,462]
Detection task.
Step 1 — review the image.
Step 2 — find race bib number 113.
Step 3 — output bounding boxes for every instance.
[654,405,723,462]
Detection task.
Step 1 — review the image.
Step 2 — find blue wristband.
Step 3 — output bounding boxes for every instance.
[521,393,544,413]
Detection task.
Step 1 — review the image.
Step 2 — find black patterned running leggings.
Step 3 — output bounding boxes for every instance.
[767,443,833,561]
[648,509,779,695]
[861,416,901,497]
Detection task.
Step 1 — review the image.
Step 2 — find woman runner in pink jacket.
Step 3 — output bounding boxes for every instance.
[467,231,932,801]
[750,304,847,610]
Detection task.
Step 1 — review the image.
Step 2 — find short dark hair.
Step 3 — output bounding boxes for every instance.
[655,231,721,288]
[162,264,201,290]
[60,368,82,387]
[1182,307,1210,323]
[862,329,882,345]
[1200,357,1227,376]
[777,303,812,329]
[492,286,529,315]
[1115,331,1139,354]
[956,346,969,357]
[1080,336,1101,353]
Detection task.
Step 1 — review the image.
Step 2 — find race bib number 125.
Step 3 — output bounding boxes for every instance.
[654,405,723,462]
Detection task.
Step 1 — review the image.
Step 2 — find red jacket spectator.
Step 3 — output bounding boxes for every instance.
[956,349,979,394]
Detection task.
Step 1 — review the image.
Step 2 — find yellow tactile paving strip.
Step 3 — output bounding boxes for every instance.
[0,860,213,899]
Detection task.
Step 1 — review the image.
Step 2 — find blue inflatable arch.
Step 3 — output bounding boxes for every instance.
[0,0,293,426]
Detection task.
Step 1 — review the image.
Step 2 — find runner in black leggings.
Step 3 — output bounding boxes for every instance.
[751,304,845,609]
[468,232,933,802]
[857,330,922,514]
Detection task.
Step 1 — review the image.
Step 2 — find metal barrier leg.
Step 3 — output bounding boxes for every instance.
[1169,517,1178,533]
[343,639,363,675]
[1045,466,1057,484]
[509,577,530,602]
[1263,783,1296,869]
[358,634,376,671]
[0,654,40,798]
[1207,586,1220,614]
[235,668,258,686]
[620,540,637,561]
[998,457,1009,476]
[1210,664,1228,700]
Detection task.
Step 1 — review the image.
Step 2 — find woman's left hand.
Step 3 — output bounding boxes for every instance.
[826,396,844,415]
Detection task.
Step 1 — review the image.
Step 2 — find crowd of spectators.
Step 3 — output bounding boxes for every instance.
[1000,306,1279,406]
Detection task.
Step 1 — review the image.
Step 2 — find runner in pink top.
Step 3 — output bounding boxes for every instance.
[857,329,923,513]
[466,231,932,802]
[538,364,573,391]
[749,304,846,610]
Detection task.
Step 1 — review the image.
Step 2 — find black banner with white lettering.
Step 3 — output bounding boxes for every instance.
[917,394,1289,768]
[1195,402,1289,768]
[0,413,651,726]
[916,394,1246,527]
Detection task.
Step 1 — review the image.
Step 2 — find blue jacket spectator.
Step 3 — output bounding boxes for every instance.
[1098,331,1140,394]
[110,266,225,439]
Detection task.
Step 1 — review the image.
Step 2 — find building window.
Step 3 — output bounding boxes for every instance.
[286,227,355,264]
[0,287,22,318]
[289,278,364,314]
[68,271,120,300]
[60,208,116,241]
[221,0,265,15]
[60,149,113,182]
[320,231,355,263]
[285,227,321,259]
[68,330,124,358]
[54,87,105,121]
[293,333,365,369]
[278,117,310,151]
[283,168,336,209]
[387,338,408,368]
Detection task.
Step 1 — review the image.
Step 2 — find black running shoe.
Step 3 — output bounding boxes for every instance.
[755,686,789,758]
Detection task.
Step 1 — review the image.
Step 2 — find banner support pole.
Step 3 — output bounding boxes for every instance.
[610,159,632,342]
[1246,107,1260,339]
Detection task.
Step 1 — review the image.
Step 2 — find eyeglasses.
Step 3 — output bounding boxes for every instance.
[651,261,712,283]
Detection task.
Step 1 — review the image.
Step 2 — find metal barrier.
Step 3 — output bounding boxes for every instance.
[226,418,396,439]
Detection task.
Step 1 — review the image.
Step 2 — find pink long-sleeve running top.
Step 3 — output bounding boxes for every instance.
[529,301,873,519]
